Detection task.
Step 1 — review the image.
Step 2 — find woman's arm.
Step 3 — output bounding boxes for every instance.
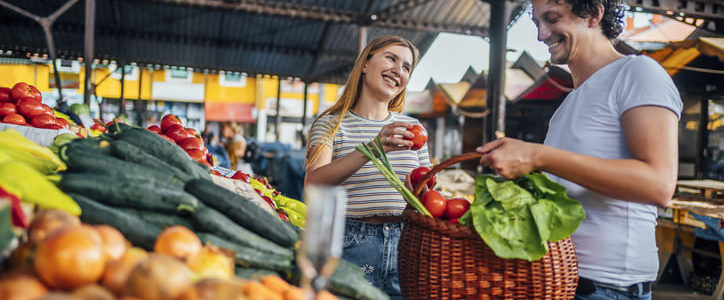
[478,106,679,207]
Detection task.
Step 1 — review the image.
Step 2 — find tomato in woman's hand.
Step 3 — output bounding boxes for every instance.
[406,124,427,151]
[420,190,447,218]
[410,166,435,189]
[2,113,27,125]
[444,198,471,220]
[0,102,16,116]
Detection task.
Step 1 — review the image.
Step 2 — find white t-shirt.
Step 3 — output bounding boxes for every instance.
[544,55,682,286]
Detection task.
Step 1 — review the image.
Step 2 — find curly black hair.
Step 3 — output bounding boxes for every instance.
[563,0,626,39]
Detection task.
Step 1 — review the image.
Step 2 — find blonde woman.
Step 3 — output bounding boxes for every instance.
[305,35,430,299]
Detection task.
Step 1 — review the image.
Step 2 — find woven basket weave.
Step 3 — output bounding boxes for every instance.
[399,153,579,299]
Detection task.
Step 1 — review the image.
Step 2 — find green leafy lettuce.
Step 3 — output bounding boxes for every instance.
[459,173,585,261]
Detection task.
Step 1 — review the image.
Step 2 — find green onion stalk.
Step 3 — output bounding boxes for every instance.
[356,137,431,217]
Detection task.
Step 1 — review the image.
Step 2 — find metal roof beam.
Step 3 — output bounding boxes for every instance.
[376,0,436,18]
[626,0,723,20]
[148,0,356,22]
[375,17,488,36]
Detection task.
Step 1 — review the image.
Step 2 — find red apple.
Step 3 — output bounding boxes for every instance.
[0,87,11,102]
[160,114,183,132]
[0,102,16,117]
[2,114,26,125]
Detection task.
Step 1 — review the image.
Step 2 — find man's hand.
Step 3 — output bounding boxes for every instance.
[476,138,540,179]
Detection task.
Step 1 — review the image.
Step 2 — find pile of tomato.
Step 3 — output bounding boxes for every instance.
[410,166,471,223]
[0,83,69,129]
[147,114,211,167]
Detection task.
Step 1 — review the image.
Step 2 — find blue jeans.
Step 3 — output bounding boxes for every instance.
[575,283,652,300]
[342,219,402,300]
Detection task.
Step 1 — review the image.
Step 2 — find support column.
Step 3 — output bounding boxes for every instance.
[119,63,126,116]
[485,0,509,143]
[83,0,95,106]
[275,77,282,142]
[359,26,368,53]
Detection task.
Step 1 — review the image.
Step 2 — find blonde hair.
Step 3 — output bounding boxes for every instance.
[305,35,420,164]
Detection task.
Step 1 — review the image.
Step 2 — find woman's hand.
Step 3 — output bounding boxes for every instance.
[476,137,541,179]
[377,121,414,152]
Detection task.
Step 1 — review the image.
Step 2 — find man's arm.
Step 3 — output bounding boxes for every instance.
[478,105,678,206]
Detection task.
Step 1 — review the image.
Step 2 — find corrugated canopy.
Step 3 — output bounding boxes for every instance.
[0,0,525,84]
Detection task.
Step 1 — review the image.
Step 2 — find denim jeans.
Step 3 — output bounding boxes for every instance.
[574,283,652,300]
[341,219,403,300]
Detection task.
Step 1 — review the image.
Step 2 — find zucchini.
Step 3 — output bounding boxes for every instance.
[235,267,279,280]
[192,204,293,258]
[59,138,109,162]
[106,122,135,135]
[109,140,192,182]
[65,149,183,186]
[60,173,198,213]
[117,207,195,230]
[186,179,298,248]
[198,233,292,272]
[70,193,162,250]
[115,128,210,180]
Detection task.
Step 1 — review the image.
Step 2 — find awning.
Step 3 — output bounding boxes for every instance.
[670,37,724,62]
[648,37,724,76]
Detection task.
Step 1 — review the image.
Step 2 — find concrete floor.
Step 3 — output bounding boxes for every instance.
[654,283,713,300]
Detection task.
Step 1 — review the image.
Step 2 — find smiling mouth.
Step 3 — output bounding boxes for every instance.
[547,39,562,50]
[383,75,399,87]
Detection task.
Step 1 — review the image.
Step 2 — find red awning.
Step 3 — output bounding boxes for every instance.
[205,102,255,123]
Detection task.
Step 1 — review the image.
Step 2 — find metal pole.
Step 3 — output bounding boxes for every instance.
[485,0,509,142]
[275,78,282,142]
[136,65,143,126]
[42,24,64,102]
[120,63,126,116]
[302,82,308,129]
[83,0,95,106]
[359,26,368,53]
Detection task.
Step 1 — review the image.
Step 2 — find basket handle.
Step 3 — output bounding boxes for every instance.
[413,152,485,197]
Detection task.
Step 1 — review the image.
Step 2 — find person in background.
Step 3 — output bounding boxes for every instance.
[305,35,428,299]
[203,131,231,169]
[222,121,254,175]
[475,1,682,299]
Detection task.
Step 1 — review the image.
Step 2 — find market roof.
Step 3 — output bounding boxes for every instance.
[0,0,528,84]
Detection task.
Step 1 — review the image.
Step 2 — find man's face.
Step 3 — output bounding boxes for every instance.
[532,0,594,65]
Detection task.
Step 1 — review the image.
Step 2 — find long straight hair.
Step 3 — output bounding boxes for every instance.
[305,35,420,164]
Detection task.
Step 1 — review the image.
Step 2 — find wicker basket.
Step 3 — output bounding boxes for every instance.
[398,153,579,299]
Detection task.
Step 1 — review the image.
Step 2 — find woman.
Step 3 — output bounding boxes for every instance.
[305,35,429,299]
[222,121,254,175]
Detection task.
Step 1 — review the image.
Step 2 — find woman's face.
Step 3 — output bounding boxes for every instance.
[362,45,413,102]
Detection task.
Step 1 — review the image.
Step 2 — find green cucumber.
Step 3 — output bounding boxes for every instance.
[64,150,183,186]
[234,267,279,279]
[60,173,198,213]
[109,140,193,182]
[186,179,298,248]
[198,233,292,272]
[70,193,162,250]
[117,207,195,230]
[192,205,293,258]
[115,128,210,180]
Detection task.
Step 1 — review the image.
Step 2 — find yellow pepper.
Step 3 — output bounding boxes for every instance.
[0,161,80,215]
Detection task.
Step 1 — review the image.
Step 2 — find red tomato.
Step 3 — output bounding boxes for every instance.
[41,104,53,115]
[90,123,107,133]
[410,166,435,189]
[444,198,471,220]
[0,102,17,117]
[406,124,428,151]
[186,149,210,166]
[206,152,214,166]
[31,114,57,128]
[159,134,176,144]
[186,128,200,138]
[160,114,183,133]
[178,137,205,152]
[278,211,290,222]
[11,83,39,103]
[0,87,11,102]
[147,125,162,134]
[165,124,193,142]
[2,113,27,125]
[261,195,276,210]
[55,118,69,128]
[420,190,447,219]
[231,171,249,182]
[29,85,42,101]
[210,170,222,176]
[16,98,45,118]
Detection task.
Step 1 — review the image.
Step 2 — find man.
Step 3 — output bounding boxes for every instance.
[476,0,682,299]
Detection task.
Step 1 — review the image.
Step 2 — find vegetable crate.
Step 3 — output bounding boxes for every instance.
[398,208,578,299]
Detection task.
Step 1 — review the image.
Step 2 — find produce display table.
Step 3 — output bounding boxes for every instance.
[657,180,724,299]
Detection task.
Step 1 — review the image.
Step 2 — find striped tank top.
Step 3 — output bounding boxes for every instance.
[309,111,431,218]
